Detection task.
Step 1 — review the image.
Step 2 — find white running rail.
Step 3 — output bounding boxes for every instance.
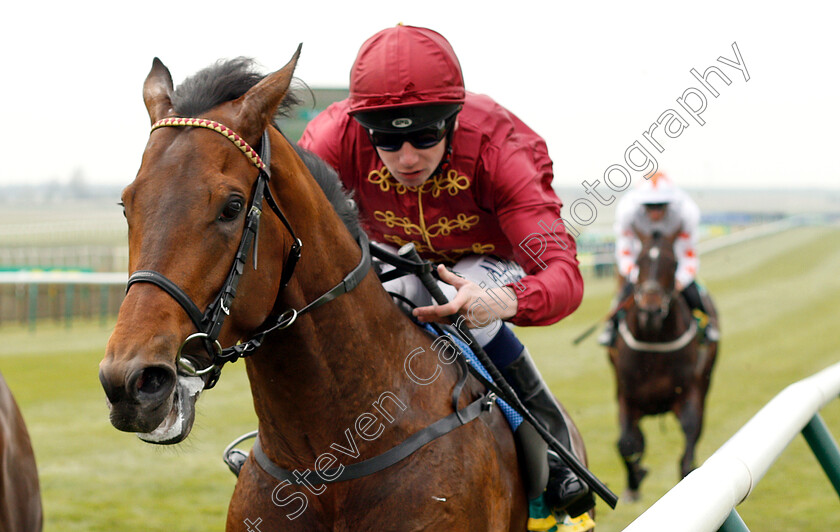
[624,360,840,532]
[0,270,127,285]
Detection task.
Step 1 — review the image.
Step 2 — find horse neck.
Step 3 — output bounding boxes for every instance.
[243,137,451,464]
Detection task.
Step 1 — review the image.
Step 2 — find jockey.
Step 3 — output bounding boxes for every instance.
[299,24,593,518]
[598,172,720,346]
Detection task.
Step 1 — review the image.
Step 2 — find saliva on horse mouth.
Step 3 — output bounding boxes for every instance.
[137,374,204,444]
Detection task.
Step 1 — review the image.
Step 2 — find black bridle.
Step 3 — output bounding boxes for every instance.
[633,239,677,324]
[126,119,370,389]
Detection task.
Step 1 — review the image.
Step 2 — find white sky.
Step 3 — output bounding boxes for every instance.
[1,0,837,190]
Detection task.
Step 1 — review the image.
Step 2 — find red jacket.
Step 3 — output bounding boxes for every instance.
[299,92,583,326]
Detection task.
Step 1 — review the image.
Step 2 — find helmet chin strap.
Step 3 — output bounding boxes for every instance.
[433,116,459,176]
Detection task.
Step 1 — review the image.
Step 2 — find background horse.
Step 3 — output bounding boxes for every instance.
[98,51,591,530]
[0,371,42,531]
[607,230,718,501]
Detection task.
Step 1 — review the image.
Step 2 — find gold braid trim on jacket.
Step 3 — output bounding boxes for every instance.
[367,166,470,197]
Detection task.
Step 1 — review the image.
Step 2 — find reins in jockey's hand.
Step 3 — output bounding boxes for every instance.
[396,243,618,509]
[369,241,436,283]
[125,120,370,389]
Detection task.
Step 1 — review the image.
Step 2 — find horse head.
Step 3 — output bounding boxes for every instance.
[632,227,679,332]
[99,49,302,444]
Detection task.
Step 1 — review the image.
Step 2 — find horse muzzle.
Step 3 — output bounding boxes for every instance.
[635,286,671,332]
[135,373,204,444]
[99,357,205,445]
[99,365,173,429]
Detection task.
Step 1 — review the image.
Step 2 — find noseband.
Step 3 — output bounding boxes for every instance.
[635,280,673,318]
[126,118,370,388]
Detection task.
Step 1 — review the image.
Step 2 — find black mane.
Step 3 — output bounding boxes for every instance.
[171,57,300,117]
[171,58,361,239]
[292,143,363,240]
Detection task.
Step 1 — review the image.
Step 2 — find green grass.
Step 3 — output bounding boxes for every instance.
[523,225,840,531]
[1,320,256,531]
[2,225,839,531]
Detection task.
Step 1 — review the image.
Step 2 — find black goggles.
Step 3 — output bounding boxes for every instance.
[644,203,668,211]
[368,118,451,152]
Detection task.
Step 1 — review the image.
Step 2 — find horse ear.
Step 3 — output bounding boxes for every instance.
[235,44,302,136]
[143,58,175,124]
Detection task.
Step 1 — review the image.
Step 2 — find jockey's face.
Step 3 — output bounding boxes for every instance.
[644,203,668,222]
[376,139,447,187]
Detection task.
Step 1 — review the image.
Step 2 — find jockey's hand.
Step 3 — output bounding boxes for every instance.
[412,264,518,327]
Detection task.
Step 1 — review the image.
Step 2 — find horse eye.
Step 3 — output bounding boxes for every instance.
[117,201,126,218]
[220,198,244,222]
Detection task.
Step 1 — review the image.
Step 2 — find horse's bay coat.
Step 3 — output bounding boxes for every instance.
[96,50,599,530]
[0,372,42,532]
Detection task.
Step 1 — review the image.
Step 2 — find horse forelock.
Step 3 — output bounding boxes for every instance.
[170,57,300,118]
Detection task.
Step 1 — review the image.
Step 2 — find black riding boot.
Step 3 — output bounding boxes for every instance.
[682,282,719,342]
[503,349,594,517]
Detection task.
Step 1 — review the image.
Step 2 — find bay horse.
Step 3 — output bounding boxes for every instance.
[98,50,592,530]
[607,229,718,502]
[0,371,42,531]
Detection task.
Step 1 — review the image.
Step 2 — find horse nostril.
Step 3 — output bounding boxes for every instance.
[129,366,176,403]
[138,367,165,393]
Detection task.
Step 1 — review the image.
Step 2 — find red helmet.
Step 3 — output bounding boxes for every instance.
[349,25,465,133]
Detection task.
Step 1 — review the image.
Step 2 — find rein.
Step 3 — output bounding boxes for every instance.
[126,118,370,388]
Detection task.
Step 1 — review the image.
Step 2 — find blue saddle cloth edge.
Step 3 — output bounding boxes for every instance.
[422,323,523,431]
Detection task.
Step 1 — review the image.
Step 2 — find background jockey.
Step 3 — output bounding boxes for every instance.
[598,171,720,346]
[299,24,593,518]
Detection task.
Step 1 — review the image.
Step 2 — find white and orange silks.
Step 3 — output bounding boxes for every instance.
[613,173,700,288]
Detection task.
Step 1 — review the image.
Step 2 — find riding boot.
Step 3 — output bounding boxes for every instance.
[502,349,594,517]
[682,282,719,342]
[699,290,720,342]
[597,317,617,346]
